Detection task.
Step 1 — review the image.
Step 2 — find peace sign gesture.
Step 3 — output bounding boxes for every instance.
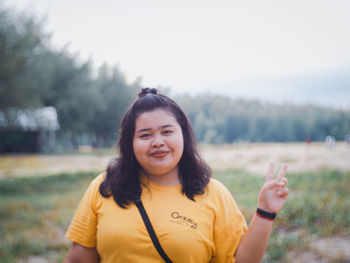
[257,163,289,213]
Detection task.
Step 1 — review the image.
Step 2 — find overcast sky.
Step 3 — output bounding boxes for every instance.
[4,0,350,108]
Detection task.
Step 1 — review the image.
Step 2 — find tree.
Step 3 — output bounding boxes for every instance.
[0,6,51,112]
[87,63,139,147]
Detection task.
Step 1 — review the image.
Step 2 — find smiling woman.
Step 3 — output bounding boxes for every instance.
[63,88,289,263]
[133,109,184,186]
[97,88,211,208]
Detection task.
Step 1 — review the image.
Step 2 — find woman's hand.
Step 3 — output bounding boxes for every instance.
[235,163,289,263]
[257,163,289,213]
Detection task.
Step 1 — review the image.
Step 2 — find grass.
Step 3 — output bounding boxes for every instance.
[0,169,349,262]
[0,171,98,263]
[214,169,350,262]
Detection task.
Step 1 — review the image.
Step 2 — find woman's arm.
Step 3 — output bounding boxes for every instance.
[63,242,100,263]
[235,163,289,263]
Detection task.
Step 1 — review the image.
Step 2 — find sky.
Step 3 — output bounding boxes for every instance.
[4,0,350,108]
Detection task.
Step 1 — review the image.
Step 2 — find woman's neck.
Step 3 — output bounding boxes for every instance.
[142,167,181,186]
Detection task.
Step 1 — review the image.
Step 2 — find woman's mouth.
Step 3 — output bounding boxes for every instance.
[150,151,170,158]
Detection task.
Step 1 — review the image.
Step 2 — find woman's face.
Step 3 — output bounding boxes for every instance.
[133,109,184,178]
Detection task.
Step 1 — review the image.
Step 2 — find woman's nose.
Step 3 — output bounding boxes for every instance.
[152,134,164,147]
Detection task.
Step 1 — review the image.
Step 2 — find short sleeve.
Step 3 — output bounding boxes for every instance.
[210,180,248,263]
[65,174,104,247]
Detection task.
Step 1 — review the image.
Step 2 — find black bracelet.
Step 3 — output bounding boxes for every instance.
[256,208,276,221]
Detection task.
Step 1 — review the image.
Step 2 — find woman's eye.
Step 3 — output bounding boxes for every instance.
[140,134,151,138]
[163,130,173,135]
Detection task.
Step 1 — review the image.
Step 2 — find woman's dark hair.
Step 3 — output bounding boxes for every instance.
[99,87,211,208]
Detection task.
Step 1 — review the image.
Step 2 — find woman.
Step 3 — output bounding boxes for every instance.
[64,88,288,263]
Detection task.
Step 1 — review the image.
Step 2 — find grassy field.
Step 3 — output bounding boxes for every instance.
[1,143,350,262]
[216,169,350,262]
[0,172,98,262]
[0,169,349,262]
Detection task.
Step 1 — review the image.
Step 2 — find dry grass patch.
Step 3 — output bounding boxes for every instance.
[201,142,350,175]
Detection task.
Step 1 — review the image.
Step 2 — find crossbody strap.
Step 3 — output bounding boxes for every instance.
[134,199,173,263]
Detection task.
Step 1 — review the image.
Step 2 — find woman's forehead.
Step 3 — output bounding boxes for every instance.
[135,109,179,129]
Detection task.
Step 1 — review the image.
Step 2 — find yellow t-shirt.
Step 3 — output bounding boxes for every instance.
[66,173,247,263]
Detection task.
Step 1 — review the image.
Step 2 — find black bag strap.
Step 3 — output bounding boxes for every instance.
[134,198,173,263]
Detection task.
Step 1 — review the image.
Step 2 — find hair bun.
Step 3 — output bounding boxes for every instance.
[138,87,158,98]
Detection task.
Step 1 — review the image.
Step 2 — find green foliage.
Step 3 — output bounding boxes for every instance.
[0,6,51,112]
[43,52,95,134]
[87,63,139,147]
[0,4,140,148]
[177,94,350,143]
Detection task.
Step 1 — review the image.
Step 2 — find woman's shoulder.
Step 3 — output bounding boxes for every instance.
[207,178,229,191]
[84,172,106,194]
[93,172,106,184]
[201,178,242,216]
[204,178,233,200]
[80,172,107,207]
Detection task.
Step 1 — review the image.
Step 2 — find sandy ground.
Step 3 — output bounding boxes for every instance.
[201,142,350,175]
[1,142,350,178]
[0,154,112,178]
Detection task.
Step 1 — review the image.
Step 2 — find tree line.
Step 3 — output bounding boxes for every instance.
[1,4,349,150]
[177,94,350,143]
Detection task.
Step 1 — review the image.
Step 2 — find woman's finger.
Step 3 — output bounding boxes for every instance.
[276,164,288,182]
[265,179,281,190]
[265,162,275,183]
[279,177,288,187]
[278,187,289,198]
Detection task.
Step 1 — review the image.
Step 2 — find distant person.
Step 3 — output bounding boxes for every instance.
[325,135,336,150]
[345,132,350,146]
[64,88,289,263]
[305,136,312,145]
